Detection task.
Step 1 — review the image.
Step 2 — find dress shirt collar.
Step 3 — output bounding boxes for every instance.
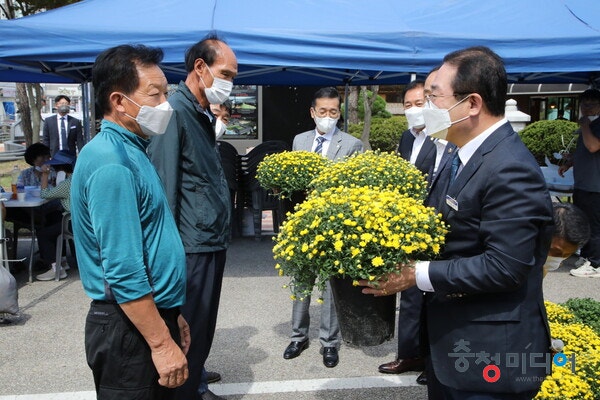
[456,118,508,167]
[314,128,335,142]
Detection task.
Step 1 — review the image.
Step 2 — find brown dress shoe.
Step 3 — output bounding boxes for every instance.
[378,357,426,374]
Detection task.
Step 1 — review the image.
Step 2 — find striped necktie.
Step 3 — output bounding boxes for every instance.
[314,136,326,155]
[449,152,461,185]
[60,117,67,150]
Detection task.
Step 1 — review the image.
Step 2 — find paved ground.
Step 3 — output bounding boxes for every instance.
[0,231,598,399]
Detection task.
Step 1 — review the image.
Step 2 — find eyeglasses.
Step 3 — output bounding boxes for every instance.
[425,93,469,102]
[313,108,340,118]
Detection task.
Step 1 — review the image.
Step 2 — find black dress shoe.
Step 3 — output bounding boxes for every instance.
[322,346,339,368]
[416,370,427,385]
[378,357,425,374]
[283,340,309,359]
[206,371,221,384]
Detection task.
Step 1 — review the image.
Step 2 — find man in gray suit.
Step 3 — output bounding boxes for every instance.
[283,87,363,368]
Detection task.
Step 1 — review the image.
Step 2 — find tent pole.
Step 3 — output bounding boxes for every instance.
[81,81,94,142]
[343,83,349,133]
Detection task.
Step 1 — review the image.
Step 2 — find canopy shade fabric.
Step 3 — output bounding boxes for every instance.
[0,0,599,85]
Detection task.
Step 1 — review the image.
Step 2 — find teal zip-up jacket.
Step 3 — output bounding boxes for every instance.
[148,81,231,253]
[71,120,186,308]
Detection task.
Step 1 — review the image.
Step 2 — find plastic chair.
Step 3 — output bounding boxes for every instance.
[239,140,290,240]
[54,212,73,281]
[217,141,241,238]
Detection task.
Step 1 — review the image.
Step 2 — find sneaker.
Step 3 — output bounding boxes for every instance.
[36,264,67,281]
[569,261,600,278]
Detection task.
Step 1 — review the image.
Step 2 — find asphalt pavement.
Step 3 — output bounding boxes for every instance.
[0,227,598,400]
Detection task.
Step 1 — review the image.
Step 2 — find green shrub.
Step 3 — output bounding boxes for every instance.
[354,90,392,119]
[518,120,579,165]
[348,116,407,152]
[564,297,600,336]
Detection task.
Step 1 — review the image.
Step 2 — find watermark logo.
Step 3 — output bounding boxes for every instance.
[448,339,575,383]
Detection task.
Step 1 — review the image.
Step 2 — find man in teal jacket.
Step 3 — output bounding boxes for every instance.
[72,44,189,399]
[148,34,238,400]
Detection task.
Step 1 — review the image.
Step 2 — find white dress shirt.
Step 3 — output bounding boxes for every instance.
[312,129,334,156]
[409,127,427,165]
[415,118,509,292]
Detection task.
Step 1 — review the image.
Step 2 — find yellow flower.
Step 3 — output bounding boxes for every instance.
[372,256,384,267]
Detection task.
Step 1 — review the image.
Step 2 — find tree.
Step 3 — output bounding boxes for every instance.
[347,86,359,124]
[360,86,379,151]
[0,0,80,146]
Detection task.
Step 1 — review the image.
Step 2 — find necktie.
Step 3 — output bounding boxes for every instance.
[314,136,326,155]
[60,117,67,150]
[449,152,461,185]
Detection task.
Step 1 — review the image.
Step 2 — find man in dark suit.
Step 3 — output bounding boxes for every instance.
[42,95,84,156]
[283,87,363,368]
[379,80,436,380]
[361,47,553,399]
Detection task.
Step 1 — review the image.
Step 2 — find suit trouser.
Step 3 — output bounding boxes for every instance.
[396,286,424,359]
[574,189,600,267]
[291,280,340,347]
[175,251,226,400]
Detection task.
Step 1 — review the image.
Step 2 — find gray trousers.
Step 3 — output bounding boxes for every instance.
[290,281,340,347]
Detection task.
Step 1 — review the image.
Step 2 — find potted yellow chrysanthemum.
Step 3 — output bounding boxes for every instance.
[256,150,331,198]
[536,301,600,400]
[273,185,446,345]
[310,150,428,200]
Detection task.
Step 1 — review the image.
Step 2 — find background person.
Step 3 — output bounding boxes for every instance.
[17,143,57,187]
[379,77,450,383]
[361,46,553,399]
[284,86,363,368]
[5,143,62,272]
[210,100,232,140]
[35,150,77,281]
[559,89,600,278]
[544,202,591,277]
[42,95,85,156]
[148,35,237,400]
[71,44,189,399]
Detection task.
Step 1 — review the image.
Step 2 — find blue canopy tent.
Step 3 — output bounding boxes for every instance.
[0,0,599,85]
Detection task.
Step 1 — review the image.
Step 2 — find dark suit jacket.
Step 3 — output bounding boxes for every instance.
[42,114,84,156]
[425,122,553,393]
[397,129,436,177]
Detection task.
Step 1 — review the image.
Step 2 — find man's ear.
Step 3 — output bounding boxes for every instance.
[468,93,484,117]
[110,92,126,113]
[194,58,206,76]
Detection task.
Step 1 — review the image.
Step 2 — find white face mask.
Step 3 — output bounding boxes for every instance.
[123,95,173,137]
[422,95,471,140]
[405,106,425,130]
[314,116,338,134]
[202,66,233,105]
[215,118,227,140]
[544,255,567,272]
